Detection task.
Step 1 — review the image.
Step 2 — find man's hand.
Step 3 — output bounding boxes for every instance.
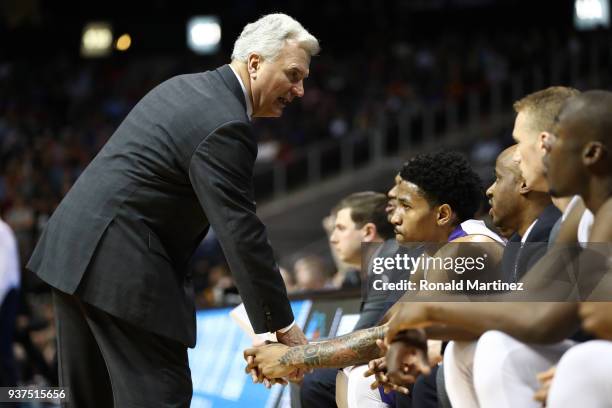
[386,303,431,343]
[246,352,288,387]
[534,365,556,406]
[245,325,308,387]
[245,353,288,389]
[244,343,297,380]
[276,324,308,347]
[385,333,431,387]
[364,339,410,394]
[579,302,612,340]
[275,325,310,382]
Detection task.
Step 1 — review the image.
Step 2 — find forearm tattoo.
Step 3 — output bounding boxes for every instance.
[278,325,387,369]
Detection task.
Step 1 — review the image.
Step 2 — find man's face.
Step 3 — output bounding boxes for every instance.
[250,40,310,117]
[544,112,585,197]
[486,151,523,235]
[294,259,325,290]
[512,111,548,192]
[329,208,365,267]
[388,175,437,243]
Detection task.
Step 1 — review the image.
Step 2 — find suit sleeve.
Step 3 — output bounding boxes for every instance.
[188,120,293,334]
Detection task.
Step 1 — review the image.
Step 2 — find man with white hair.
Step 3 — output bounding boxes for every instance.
[27,13,319,407]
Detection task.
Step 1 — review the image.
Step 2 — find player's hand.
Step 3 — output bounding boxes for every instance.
[386,304,431,343]
[245,354,288,389]
[534,365,556,406]
[244,343,296,380]
[364,339,410,394]
[245,339,272,385]
[385,332,431,387]
[579,302,612,340]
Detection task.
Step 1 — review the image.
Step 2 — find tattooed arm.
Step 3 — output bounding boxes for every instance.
[244,325,388,379]
[280,325,388,369]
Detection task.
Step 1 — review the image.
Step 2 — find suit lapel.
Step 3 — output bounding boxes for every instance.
[217,64,247,112]
[525,204,561,243]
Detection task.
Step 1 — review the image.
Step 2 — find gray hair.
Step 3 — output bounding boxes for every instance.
[231,13,320,62]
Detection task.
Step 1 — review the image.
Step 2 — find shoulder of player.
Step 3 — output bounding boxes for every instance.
[450,234,498,243]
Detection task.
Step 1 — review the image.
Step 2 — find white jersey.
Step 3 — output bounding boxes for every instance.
[564,195,594,246]
[448,219,505,244]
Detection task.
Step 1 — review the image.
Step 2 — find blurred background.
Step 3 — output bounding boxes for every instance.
[1,0,611,406]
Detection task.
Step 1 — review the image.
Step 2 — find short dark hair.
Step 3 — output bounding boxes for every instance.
[399,151,482,222]
[332,192,394,240]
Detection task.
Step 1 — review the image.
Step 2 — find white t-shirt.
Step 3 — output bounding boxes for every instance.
[563,196,594,246]
[0,219,20,304]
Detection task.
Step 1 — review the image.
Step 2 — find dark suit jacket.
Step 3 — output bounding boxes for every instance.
[27,65,293,347]
[354,240,422,331]
[501,204,562,283]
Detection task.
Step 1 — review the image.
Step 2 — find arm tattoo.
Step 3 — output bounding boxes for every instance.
[278,325,387,369]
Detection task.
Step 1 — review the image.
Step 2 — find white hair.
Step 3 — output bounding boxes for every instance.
[231,13,320,62]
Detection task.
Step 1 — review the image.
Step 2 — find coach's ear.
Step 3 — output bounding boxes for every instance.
[247,53,262,80]
[436,204,453,227]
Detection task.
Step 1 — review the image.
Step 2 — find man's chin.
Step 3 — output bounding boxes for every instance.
[254,108,283,118]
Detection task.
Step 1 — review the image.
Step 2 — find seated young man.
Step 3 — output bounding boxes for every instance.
[243,151,504,407]
[380,90,612,408]
[300,191,395,408]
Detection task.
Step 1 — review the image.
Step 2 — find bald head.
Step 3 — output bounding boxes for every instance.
[556,90,612,149]
[486,145,525,237]
[497,145,521,178]
[546,90,612,198]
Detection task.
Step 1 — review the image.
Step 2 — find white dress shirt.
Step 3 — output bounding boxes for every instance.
[228,65,253,120]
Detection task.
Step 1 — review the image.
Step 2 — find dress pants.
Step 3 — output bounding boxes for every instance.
[53,288,192,408]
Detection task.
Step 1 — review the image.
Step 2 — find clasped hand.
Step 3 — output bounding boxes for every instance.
[243,324,309,388]
[244,342,295,386]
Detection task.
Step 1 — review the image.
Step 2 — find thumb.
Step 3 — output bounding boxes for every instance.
[376,338,388,354]
[414,351,431,376]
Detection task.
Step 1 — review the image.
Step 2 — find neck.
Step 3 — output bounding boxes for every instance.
[229,61,254,110]
[517,193,551,236]
[495,223,516,240]
[551,196,573,213]
[422,224,457,255]
[441,223,458,242]
[582,176,612,214]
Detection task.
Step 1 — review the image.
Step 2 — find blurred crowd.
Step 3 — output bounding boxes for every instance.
[0,28,590,282]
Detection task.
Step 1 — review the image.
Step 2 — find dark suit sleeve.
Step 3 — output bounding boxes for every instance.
[352,300,391,331]
[188,120,293,334]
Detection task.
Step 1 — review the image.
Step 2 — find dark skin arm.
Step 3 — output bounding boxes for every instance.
[423,302,580,344]
[425,324,481,341]
[386,229,586,344]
